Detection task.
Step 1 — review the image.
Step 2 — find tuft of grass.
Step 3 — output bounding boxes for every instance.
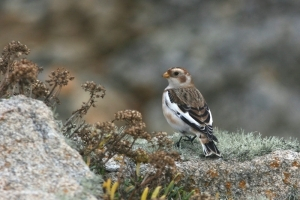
[217,129,300,161]
[173,129,300,161]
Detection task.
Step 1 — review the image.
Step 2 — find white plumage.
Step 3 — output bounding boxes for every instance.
[162,67,221,157]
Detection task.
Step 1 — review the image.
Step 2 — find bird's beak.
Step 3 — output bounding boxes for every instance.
[163,72,170,78]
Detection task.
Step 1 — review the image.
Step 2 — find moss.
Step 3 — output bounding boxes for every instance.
[172,129,300,161]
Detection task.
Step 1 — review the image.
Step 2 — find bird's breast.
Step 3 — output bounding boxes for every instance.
[162,91,190,132]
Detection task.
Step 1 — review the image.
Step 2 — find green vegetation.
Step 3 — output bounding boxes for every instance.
[174,129,300,161]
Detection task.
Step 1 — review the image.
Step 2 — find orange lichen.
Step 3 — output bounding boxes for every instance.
[239,180,246,190]
[225,182,231,190]
[265,190,276,199]
[292,161,300,168]
[292,183,298,189]
[270,157,280,168]
[225,182,232,197]
[193,188,200,194]
[283,172,290,185]
[207,169,218,178]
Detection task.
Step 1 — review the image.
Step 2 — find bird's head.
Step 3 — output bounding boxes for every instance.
[162,67,194,89]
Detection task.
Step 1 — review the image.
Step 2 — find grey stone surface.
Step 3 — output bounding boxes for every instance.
[0,95,102,200]
[177,150,300,198]
[105,146,300,198]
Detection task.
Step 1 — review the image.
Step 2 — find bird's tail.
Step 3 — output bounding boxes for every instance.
[201,140,221,157]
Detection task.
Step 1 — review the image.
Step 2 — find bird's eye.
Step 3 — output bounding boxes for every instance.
[174,71,179,76]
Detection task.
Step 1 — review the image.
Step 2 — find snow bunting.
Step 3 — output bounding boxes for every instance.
[162,67,221,157]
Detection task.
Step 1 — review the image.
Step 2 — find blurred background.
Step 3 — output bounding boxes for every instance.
[1,0,299,139]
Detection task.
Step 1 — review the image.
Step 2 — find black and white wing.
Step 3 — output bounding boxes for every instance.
[165,87,217,142]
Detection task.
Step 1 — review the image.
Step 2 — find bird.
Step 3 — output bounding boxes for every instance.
[162,67,221,157]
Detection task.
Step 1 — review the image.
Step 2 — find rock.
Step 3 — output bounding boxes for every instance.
[106,149,300,198]
[177,150,300,198]
[104,131,300,198]
[0,95,102,200]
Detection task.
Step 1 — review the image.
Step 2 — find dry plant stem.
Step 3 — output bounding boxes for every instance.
[140,169,163,188]
[45,82,58,100]
[85,95,95,110]
[45,84,61,106]
[117,156,126,183]
[0,80,10,97]
[64,94,97,130]
[19,82,24,94]
[124,138,137,155]
[69,122,86,138]
[64,113,79,128]
[81,129,102,157]
[65,119,85,138]
[52,87,61,100]
[102,131,129,164]
[0,60,12,97]
[83,136,102,157]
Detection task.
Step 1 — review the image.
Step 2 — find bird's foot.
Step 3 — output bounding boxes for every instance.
[182,135,197,144]
[175,136,183,148]
[175,135,197,148]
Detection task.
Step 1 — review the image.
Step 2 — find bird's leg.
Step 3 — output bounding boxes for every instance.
[190,135,197,142]
[183,135,197,144]
[175,136,183,148]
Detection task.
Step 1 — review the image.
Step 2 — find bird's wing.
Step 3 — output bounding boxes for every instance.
[165,87,217,141]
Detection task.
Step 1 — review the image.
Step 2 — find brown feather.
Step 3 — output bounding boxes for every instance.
[167,87,211,126]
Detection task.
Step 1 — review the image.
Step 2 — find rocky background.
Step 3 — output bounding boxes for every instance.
[1,0,300,139]
[0,95,103,200]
